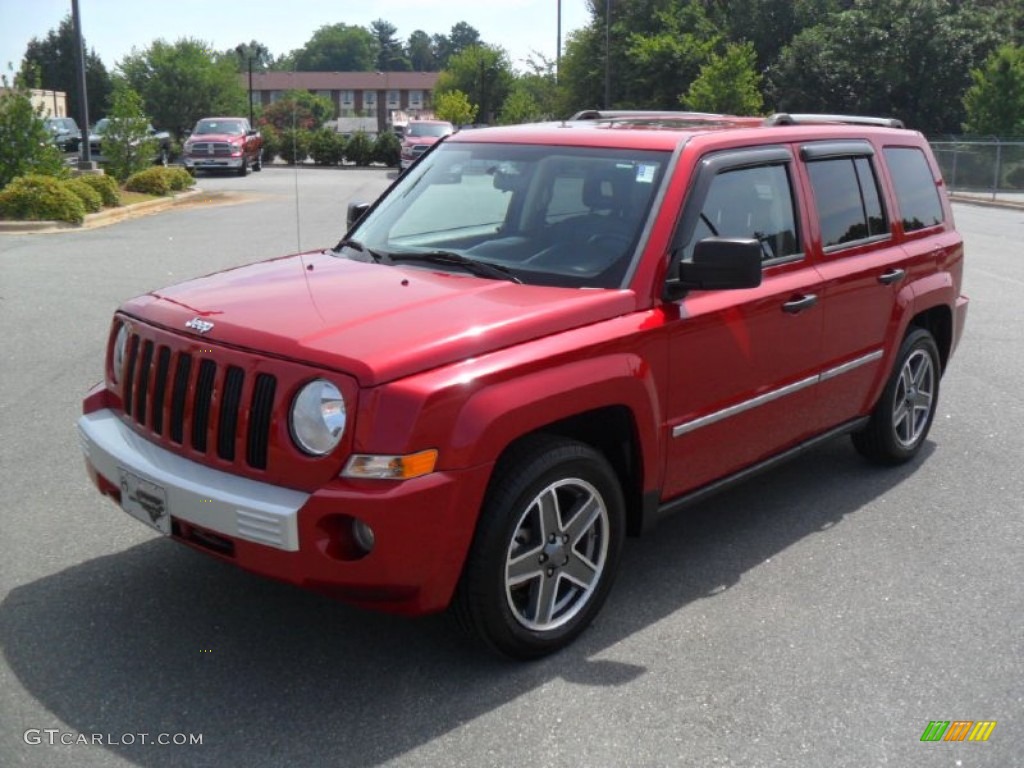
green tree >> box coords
[431,23,482,69]
[371,20,410,71]
[436,45,514,124]
[119,39,246,138]
[294,24,375,71]
[0,81,65,189]
[229,41,273,72]
[682,42,764,114]
[257,90,334,131]
[434,90,477,126]
[18,14,112,126]
[500,55,561,124]
[770,0,1005,133]
[407,30,438,71]
[101,81,157,182]
[963,44,1024,135]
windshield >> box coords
[407,122,453,138]
[194,120,245,135]
[346,141,670,289]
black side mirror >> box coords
[664,237,763,299]
[347,202,370,229]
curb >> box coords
[949,194,1024,211]
[0,188,203,234]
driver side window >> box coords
[685,164,801,263]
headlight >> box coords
[290,379,346,455]
[111,322,130,386]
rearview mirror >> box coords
[347,202,370,229]
[664,238,763,299]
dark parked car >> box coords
[88,118,172,166]
[43,117,81,153]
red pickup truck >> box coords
[182,116,263,175]
[79,112,966,658]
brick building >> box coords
[245,71,441,131]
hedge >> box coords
[0,175,86,224]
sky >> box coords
[0,0,592,77]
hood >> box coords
[188,133,246,143]
[121,251,637,387]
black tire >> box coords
[236,158,249,177]
[157,148,169,167]
[453,436,625,659]
[253,149,262,172]
[852,328,941,464]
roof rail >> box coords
[570,109,728,121]
[766,113,905,129]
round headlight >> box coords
[111,323,130,386]
[290,379,346,456]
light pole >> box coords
[236,45,254,125]
[71,0,94,168]
[604,0,611,109]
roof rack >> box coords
[570,109,729,121]
[765,113,905,129]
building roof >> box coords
[247,71,441,91]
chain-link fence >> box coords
[929,137,1024,203]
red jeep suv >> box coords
[79,112,967,658]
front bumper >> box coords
[183,155,244,170]
[78,407,492,614]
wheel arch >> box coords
[908,304,953,373]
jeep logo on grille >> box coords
[185,317,215,334]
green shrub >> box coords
[344,130,373,166]
[309,128,346,165]
[372,131,401,167]
[1006,164,1024,190]
[259,125,279,164]
[77,173,122,206]
[0,174,86,224]
[125,167,172,195]
[0,88,68,187]
[64,178,104,213]
[278,128,310,164]
[165,167,196,191]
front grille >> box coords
[190,141,232,157]
[121,331,275,471]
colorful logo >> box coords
[920,721,997,742]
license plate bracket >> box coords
[118,468,171,534]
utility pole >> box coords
[604,0,611,109]
[71,0,95,168]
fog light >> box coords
[352,519,375,553]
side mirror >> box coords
[347,201,370,229]
[664,237,763,299]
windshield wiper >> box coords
[334,238,390,264]
[387,250,521,283]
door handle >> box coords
[782,294,818,313]
[878,268,906,285]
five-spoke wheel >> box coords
[853,327,940,464]
[454,436,624,659]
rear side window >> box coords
[883,147,944,231]
[806,156,888,249]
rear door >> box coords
[662,147,824,498]
[797,141,911,429]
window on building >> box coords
[387,90,400,108]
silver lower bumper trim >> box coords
[77,409,307,551]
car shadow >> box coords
[0,438,932,766]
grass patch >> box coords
[119,190,161,205]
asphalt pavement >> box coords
[0,169,1021,767]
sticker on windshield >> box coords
[636,164,657,184]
